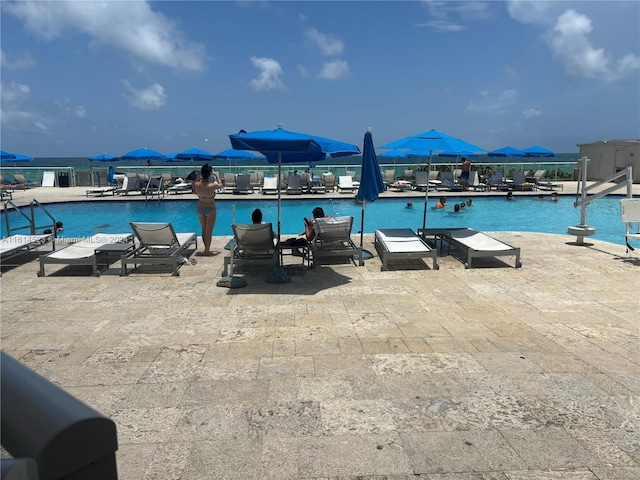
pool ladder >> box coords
[3,199,57,237]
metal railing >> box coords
[3,199,57,236]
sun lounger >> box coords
[85,186,117,197]
[121,222,197,276]
[286,174,303,195]
[337,175,356,193]
[374,228,438,271]
[115,174,141,195]
[38,233,133,277]
[261,176,278,195]
[413,171,430,192]
[223,223,279,276]
[166,180,193,194]
[1,234,55,263]
[446,228,522,269]
[309,216,363,269]
[621,198,640,252]
[233,174,252,194]
[511,170,535,191]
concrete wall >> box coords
[577,140,640,183]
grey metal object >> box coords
[0,352,118,480]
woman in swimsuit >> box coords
[193,164,221,256]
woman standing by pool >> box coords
[193,164,221,256]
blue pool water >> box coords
[2,196,631,246]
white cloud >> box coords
[121,81,166,111]
[0,81,49,132]
[506,0,558,25]
[466,89,518,114]
[419,0,491,31]
[416,20,467,33]
[504,66,519,81]
[318,60,350,80]
[546,9,640,81]
[522,108,542,118]
[507,4,640,82]
[249,57,285,92]
[53,97,87,119]
[304,28,344,56]
[1,49,36,69]
[2,1,205,71]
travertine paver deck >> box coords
[1,184,639,479]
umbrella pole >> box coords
[277,152,282,241]
[360,199,366,248]
[265,151,292,284]
[422,152,432,229]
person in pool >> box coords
[435,197,447,209]
[193,164,222,256]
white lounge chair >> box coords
[261,176,278,195]
[38,233,133,277]
[1,234,55,264]
[337,175,356,193]
[309,216,363,269]
[621,198,640,252]
[223,223,279,276]
[374,229,438,271]
[115,174,140,195]
[85,186,117,197]
[121,222,197,276]
[446,228,522,269]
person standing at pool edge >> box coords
[193,164,221,256]
[461,157,471,189]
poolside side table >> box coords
[95,242,136,274]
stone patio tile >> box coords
[179,438,263,480]
[297,433,413,478]
[402,430,526,474]
[500,428,600,469]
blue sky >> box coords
[1,0,639,157]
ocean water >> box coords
[3,153,579,184]
[2,195,629,246]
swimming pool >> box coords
[2,196,631,246]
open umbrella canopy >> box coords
[380,128,486,154]
[177,147,215,161]
[89,153,119,162]
[487,146,527,158]
[522,145,557,157]
[0,152,34,163]
[438,150,478,158]
[229,127,360,163]
[378,149,409,159]
[1,151,16,161]
[120,148,166,161]
[212,148,266,161]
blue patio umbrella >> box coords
[487,146,527,158]
[89,153,119,162]
[1,151,16,161]
[120,148,166,162]
[380,128,487,154]
[522,145,557,157]
[356,129,385,259]
[229,125,360,283]
[212,148,266,161]
[438,150,478,158]
[177,147,215,161]
[1,151,34,173]
[0,152,34,163]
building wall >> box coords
[577,140,640,183]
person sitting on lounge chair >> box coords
[252,208,263,224]
[302,206,332,241]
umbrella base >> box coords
[266,266,292,284]
[352,249,375,261]
[216,275,247,288]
